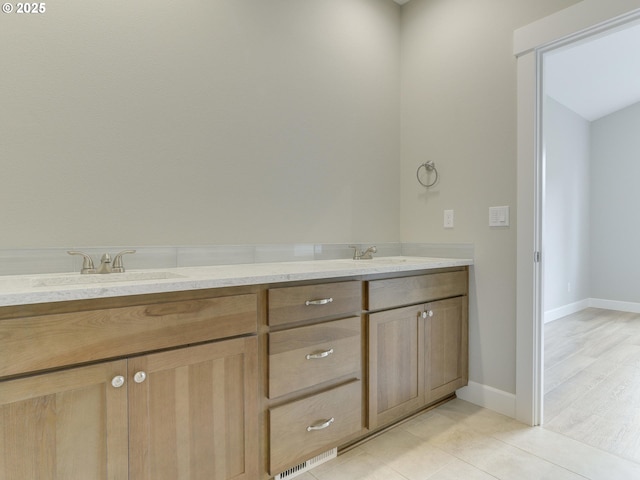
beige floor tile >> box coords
[301,309,640,480]
[447,437,585,480]
[305,449,366,478]
[359,427,455,480]
[290,473,319,480]
[427,398,523,436]
[495,424,640,480]
[310,451,409,480]
[423,458,498,479]
[402,411,485,453]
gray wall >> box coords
[1,0,400,248]
[1,0,582,397]
[543,97,591,312]
[399,0,579,394]
[543,98,640,310]
[590,101,640,303]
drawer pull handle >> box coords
[306,348,334,360]
[306,417,335,432]
[305,298,333,306]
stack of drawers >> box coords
[267,281,364,476]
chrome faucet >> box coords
[96,253,112,274]
[68,250,136,274]
[349,245,377,260]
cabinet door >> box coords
[425,296,468,403]
[368,306,424,429]
[128,337,258,480]
[0,360,128,480]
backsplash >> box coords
[0,243,474,277]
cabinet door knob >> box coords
[306,417,335,432]
[134,371,147,384]
[111,375,125,388]
[421,310,434,319]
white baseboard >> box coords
[589,298,640,314]
[544,299,590,323]
[456,381,516,418]
[545,298,640,322]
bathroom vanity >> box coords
[0,257,470,480]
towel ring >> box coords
[417,161,438,187]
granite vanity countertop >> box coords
[0,256,473,307]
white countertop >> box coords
[0,256,472,307]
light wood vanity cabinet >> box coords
[128,337,258,480]
[424,295,468,403]
[266,281,364,477]
[0,291,259,480]
[367,269,468,429]
[0,263,469,480]
[0,359,129,479]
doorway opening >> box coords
[540,21,640,463]
[515,2,640,430]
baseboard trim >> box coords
[544,299,590,323]
[455,381,516,418]
[544,298,640,322]
[589,298,640,314]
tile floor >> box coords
[295,307,640,480]
[296,398,640,480]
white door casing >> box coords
[515,0,640,426]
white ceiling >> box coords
[545,22,640,121]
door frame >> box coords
[514,0,640,425]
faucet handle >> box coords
[67,251,96,274]
[112,250,136,273]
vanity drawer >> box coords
[0,293,257,378]
[269,380,362,475]
[268,281,362,326]
[268,316,361,398]
[367,270,467,311]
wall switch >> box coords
[489,206,510,227]
[444,209,454,228]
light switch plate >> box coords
[444,210,454,228]
[489,206,510,227]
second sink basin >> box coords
[338,257,411,265]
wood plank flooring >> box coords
[544,307,640,464]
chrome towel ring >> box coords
[416,161,439,187]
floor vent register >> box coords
[274,448,337,480]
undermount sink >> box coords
[365,257,410,264]
[31,271,187,287]
[338,257,411,265]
